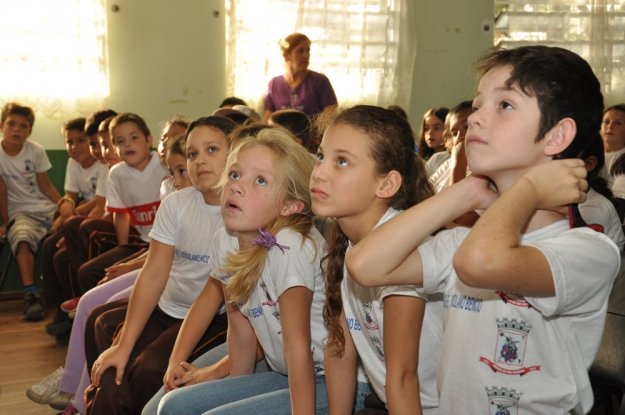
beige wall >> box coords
[30,0,493,149]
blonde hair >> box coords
[215,129,317,303]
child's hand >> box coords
[59,202,76,221]
[163,361,189,392]
[51,216,64,233]
[105,263,132,280]
[461,174,499,211]
[91,345,129,387]
[519,159,588,213]
[56,236,65,248]
[174,362,223,388]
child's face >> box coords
[186,125,229,203]
[466,66,545,181]
[310,124,382,220]
[158,123,187,166]
[64,129,94,167]
[112,121,153,171]
[166,152,192,191]
[600,109,625,150]
[1,114,32,147]
[88,133,106,164]
[449,109,471,146]
[222,145,283,236]
[99,131,122,168]
[424,115,445,151]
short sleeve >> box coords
[95,165,108,198]
[105,166,127,212]
[208,228,232,284]
[317,74,338,108]
[148,192,178,246]
[271,230,320,298]
[264,78,277,112]
[33,143,52,173]
[377,285,427,308]
[418,228,469,294]
[526,228,620,316]
[64,160,80,193]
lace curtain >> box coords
[225,0,417,112]
[495,0,625,104]
[0,0,108,119]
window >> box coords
[0,0,108,118]
[495,0,625,103]
[225,0,416,112]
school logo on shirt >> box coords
[486,387,523,415]
[479,318,541,376]
[24,160,32,172]
[370,335,385,362]
[360,301,378,330]
[90,176,97,192]
[260,282,278,307]
[496,291,531,308]
[129,201,161,226]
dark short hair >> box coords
[476,46,603,160]
[386,105,408,120]
[109,113,151,140]
[98,116,116,134]
[268,110,311,146]
[605,104,625,115]
[449,101,473,117]
[187,116,238,146]
[62,118,87,134]
[220,97,247,108]
[1,102,35,127]
[167,134,187,158]
[85,110,118,136]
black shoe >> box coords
[45,309,73,336]
[22,292,45,321]
[55,330,71,345]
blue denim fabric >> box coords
[354,381,374,413]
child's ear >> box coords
[147,135,154,148]
[543,118,576,157]
[584,156,598,173]
[280,199,305,216]
[376,170,402,200]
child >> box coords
[345,46,621,413]
[0,102,63,321]
[84,117,235,415]
[158,129,330,414]
[600,103,625,182]
[268,109,311,147]
[85,110,118,166]
[310,105,442,414]
[417,107,449,162]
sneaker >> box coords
[23,291,45,321]
[60,297,81,313]
[62,404,82,415]
[68,309,76,320]
[26,366,64,404]
[49,391,75,410]
[45,309,73,336]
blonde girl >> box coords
[159,129,331,415]
[310,105,442,414]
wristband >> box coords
[57,196,75,211]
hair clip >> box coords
[253,228,290,253]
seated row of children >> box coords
[12,44,622,415]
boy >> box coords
[75,113,168,294]
[0,102,63,321]
[346,46,621,413]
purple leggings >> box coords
[58,270,139,414]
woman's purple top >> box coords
[264,70,337,116]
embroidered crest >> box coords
[370,335,385,361]
[24,160,32,172]
[486,387,523,415]
[260,282,278,307]
[479,318,541,376]
[361,301,378,330]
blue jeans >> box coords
[158,371,329,415]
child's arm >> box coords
[37,171,63,207]
[113,212,131,245]
[75,199,96,216]
[0,176,8,236]
[57,190,79,220]
[347,177,496,287]
[87,195,106,218]
[384,295,425,415]
[163,277,225,391]
[324,310,358,415]
[102,248,148,282]
[280,286,316,415]
[453,159,588,296]
[91,240,174,387]
[223,285,258,376]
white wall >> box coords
[31,0,493,149]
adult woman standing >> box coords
[263,33,337,121]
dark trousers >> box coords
[84,302,228,415]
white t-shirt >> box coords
[418,221,620,414]
[579,188,624,250]
[426,152,450,177]
[94,163,109,199]
[602,147,625,183]
[106,152,169,242]
[160,176,175,200]
[341,208,442,414]
[149,187,226,320]
[210,226,328,376]
[0,140,55,214]
[429,159,470,194]
[64,158,103,202]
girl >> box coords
[310,105,442,415]
[158,129,330,415]
[417,107,449,162]
[601,104,625,182]
[85,116,237,415]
